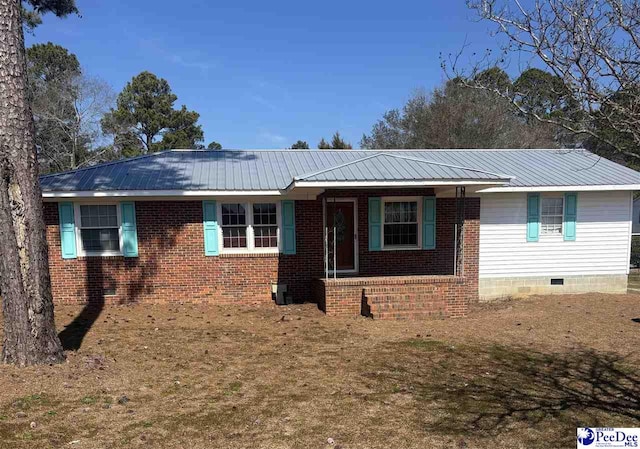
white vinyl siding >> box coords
[479,191,633,277]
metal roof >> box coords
[39,148,640,193]
[293,153,510,183]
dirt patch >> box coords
[0,293,639,448]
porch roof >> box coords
[287,153,511,189]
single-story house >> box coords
[40,149,640,319]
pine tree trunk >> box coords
[0,0,65,366]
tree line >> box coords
[23,0,640,175]
[29,43,222,174]
[33,41,588,177]
[33,39,635,174]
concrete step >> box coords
[371,310,447,320]
[365,293,440,302]
[369,303,447,313]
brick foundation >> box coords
[44,191,480,313]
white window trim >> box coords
[380,196,422,250]
[540,195,564,237]
[74,202,124,257]
[217,201,282,254]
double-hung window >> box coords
[221,203,248,248]
[382,199,420,249]
[77,204,121,255]
[253,203,278,248]
[540,197,563,235]
[220,202,279,252]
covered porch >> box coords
[306,186,481,318]
[284,152,506,318]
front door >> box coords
[326,200,357,272]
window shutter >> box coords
[121,202,139,257]
[527,193,540,242]
[203,200,219,256]
[368,197,382,251]
[58,202,77,259]
[564,192,577,241]
[422,196,436,249]
[281,200,296,255]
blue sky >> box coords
[26,0,506,149]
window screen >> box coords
[79,205,120,252]
[383,201,418,247]
[541,197,563,235]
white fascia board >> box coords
[42,189,284,198]
[478,184,640,193]
[288,180,510,190]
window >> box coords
[221,203,247,248]
[541,197,563,235]
[253,203,278,248]
[220,202,279,252]
[383,200,419,248]
[78,204,120,253]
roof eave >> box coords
[41,189,285,198]
[478,184,640,193]
[287,179,512,191]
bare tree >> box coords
[361,82,557,149]
[445,0,640,160]
[34,74,114,172]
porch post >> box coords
[455,186,466,276]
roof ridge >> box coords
[39,149,175,179]
[193,148,587,152]
[293,153,384,181]
[378,152,514,178]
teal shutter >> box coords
[281,200,296,255]
[203,200,219,256]
[422,196,436,249]
[564,192,577,241]
[121,202,139,257]
[368,197,382,251]
[58,202,77,259]
[527,193,540,242]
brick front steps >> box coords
[313,275,472,319]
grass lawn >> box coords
[0,293,639,448]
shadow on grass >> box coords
[374,341,640,446]
[58,258,107,351]
[58,207,180,351]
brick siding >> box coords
[44,190,480,314]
